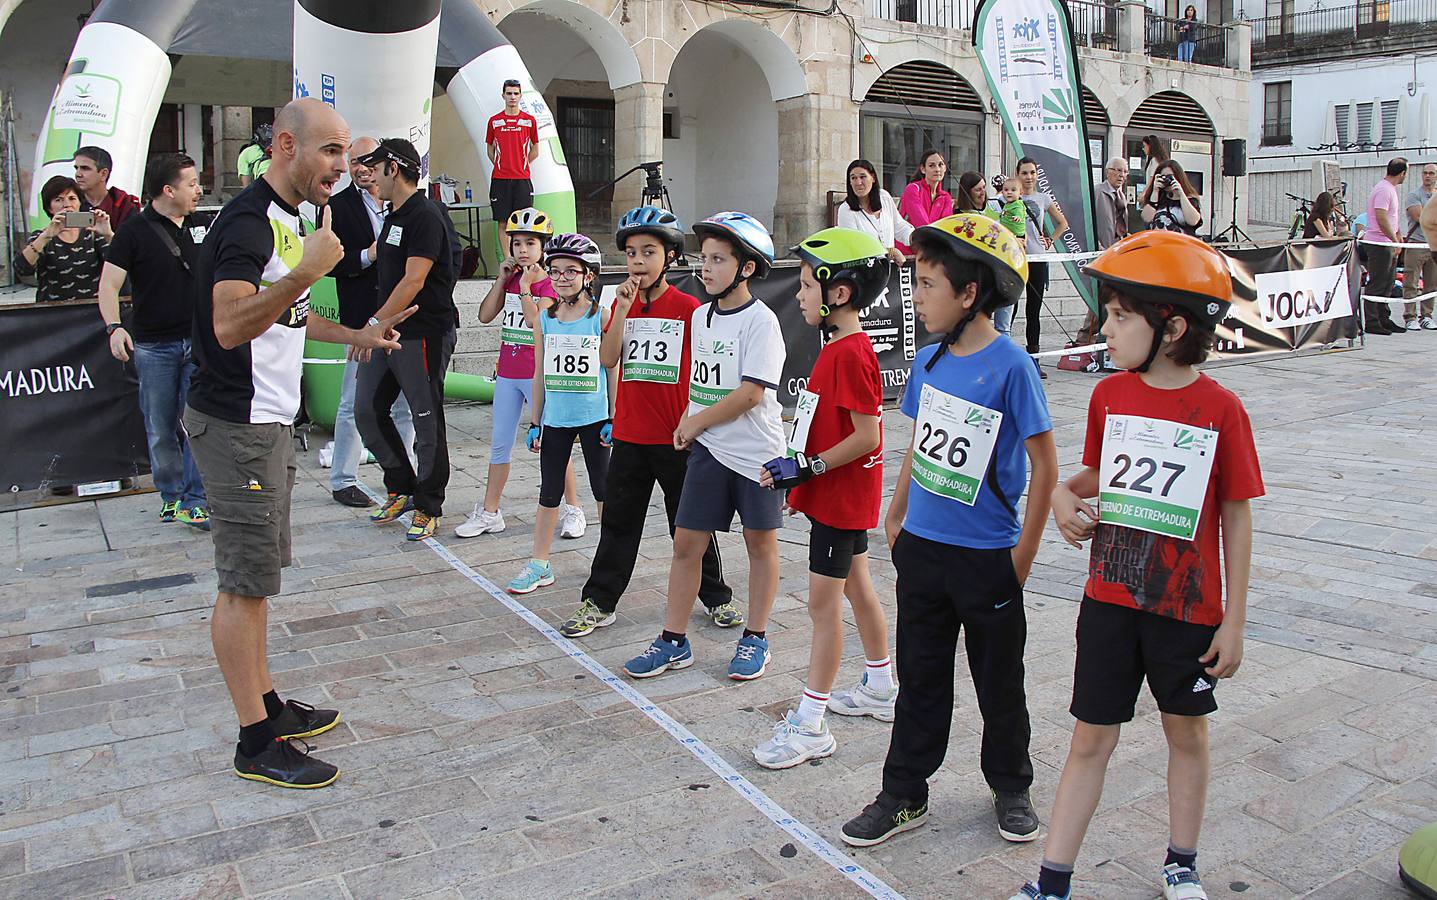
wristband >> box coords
[366,316,381,328]
[105,323,123,336]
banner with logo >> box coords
[0,302,149,491]
[973,0,1100,315]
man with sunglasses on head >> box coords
[352,138,458,542]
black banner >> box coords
[0,301,149,491]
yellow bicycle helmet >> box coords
[505,207,554,238]
[911,213,1028,307]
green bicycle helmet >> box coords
[790,227,892,316]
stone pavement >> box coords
[3,335,1436,900]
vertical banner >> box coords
[973,0,1100,315]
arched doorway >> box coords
[860,61,986,203]
[665,22,803,236]
[1083,87,1111,187]
[1126,90,1216,213]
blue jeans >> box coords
[331,358,414,491]
[1177,40,1195,62]
[133,339,205,507]
[992,305,1014,335]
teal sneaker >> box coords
[506,560,555,595]
[159,500,179,523]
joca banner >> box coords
[973,0,1100,315]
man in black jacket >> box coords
[326,136,413,507]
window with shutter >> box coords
[1380,100,1399,148]
[1356,102,1374,145]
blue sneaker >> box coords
[623,636,693,678]
[728,634,769,681]
[506,559,555,595]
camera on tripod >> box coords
[589,160,673,210]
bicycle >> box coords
[1287,191,1351,240]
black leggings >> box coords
[1023,261,1049,353]
[538,422,609,509]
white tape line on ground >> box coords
[357,484,903,900]
[1031,341,1107,360]
[1361,291,1437,304]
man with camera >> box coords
[98,153,211,530]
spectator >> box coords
[326,136,415,507]
[1141,134,1169,185]
[954,171,990,213]
[1302,192,1340,239]
[1402,162,1437,330]
[238,123,273,187]
[487,78,540,258]
[98,152,210,530]
[1095,158,1129,249]
[1363,157,1408,336]
[1140,159,1203,235]
[13,175,112,302]
[836,158,911,265]
[73,146,140,229]
[1176,6,1198,63]
[1017,156,1070,370]
[897,149,951,254]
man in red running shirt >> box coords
[486,79,541,257]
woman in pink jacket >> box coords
[896,149,951,254]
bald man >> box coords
[185,98,416,789]
[327,136,415,507]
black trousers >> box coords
[882,530,1034,801]
[538,421,608,509]
[1364,244,1400,328]
[581,439,731,614]
[1023,261,1049,353]
[355,330,454,516]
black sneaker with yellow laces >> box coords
[234,738,339,789]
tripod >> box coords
[1213,174,1253,246]
[589,161,673,210]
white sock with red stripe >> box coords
[865,657,894,693]
[796,688,829,728]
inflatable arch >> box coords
[27,0,576,425]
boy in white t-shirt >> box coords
[623,212,787,682]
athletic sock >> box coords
[1165,844,1198,871]
[1038,861,1074,898]
[238,719,276,758]
[796,689,829,728]
[660,630,686,646]
[262,690,285,720]
[864,657,894,693]
[742,629,766,641]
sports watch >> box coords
[809,455,827,476]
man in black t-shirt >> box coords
[353,138,457,541]
[99,152,210,529]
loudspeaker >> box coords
[1222,138,1247,177]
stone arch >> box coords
[693,18,808,102]
[497,0,642,90]
[1127,89,1215,135]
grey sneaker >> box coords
[708,601,745,628]
[559,599,615,638]
[829,673,898,722]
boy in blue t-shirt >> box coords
[840,214,1058,849]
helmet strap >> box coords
[925,304,981,371]
[1130,307,1174,374]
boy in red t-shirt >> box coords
[1011,231,1264,900]
[558,207,737,637]
[753,228,894,768]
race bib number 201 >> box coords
[1098,415,1218,541]
[689,336,740,406]
[910,384,1002,506]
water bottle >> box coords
[464,181,473,203]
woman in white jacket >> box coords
[836,159,912,265]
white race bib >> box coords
[543,333,601,393]
[1098,415,1217,541]
[385,225,403,246]
[501,293,533,347]
[622,318,683,384]
[788,389,819,457]
[189,225,208,244]
[910,384,1003,506]
[689,334,740,406]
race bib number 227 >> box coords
[1098,415,1217,541]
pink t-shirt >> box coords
[1366,179,1400,244]
[898,180,954,253]
[495,271,558,380]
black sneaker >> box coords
[332,486,375,508]
[271,699,341,740]
[839,791,929,847]
[993,788,1040,842]
[234,738,339,789]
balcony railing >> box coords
[1248,0,1436,52]
[1145,13,1227,66]
[1068,0,1120,50]
[869,0,976,30]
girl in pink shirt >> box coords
[897,149,952,253]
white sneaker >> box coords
[1421,316,1437,330]
[454,506,505,538]
[1406,320,1422,331]
[559,504,586,539]
[1161,864,1207,900]
[752,710,836,770]
[829,674,899,722]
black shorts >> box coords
[1070,596,1219,725]
[808,518,869,579]
[490,178,534,232]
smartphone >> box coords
[63,211,94,228]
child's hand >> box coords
[884,510,903,550]
[1009,546,1035,585]
[498,257,517,280]
[527,424,541,452]
[614,275,641,313]
[1052,484,1097,548]
[673,413,703,450]
[1200,620,1244,678]
[519,262,544,290]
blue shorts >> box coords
[489,375,532,465]
[675,443,783,532]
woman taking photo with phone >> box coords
[1140,160,1203,236]
[14,175,113,303]
[837,159,912,265]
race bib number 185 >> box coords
[543,334,601,393]
[1098,415,1217,541]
